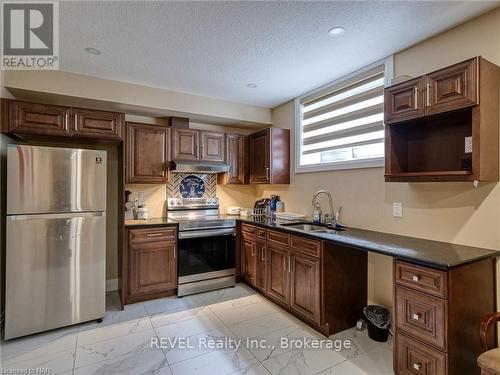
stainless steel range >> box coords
[168,197,236,297]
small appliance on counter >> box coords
[226,206,241,215]
[124,190,134,220]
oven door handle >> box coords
[178,228,236,239]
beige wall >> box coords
[259,7,500,309]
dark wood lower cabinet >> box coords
[289,252,321,324]
[255,240,267,291]
[240,225,366,336]
[242,236,257,285]
[266,243,289,305]
[124,226,177,304]
[394,259,496,375]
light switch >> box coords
[465,136,473,153]
[393,202,403,218]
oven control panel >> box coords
[168,197,219,210]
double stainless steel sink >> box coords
[280,222,345,234]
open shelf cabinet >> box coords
[384,57,499,183]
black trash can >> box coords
[363,305,390,342]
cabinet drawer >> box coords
[395,286,447,350]
[256,228,266,239]
[291,235,321,257]
[267,230,290,246]
[241,224,256,235]
[396,333,447,375]
[129,227,177,243]
[395,261,448,298]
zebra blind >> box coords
[298,64,385,169]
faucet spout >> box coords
[311,190,335,227]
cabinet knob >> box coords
[412,275,420,282]
[412,313,422,321]
[412,362,422,371]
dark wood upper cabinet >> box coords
[172,128,199,161]
[249,128,290,184]
[2,99,126,141]
[8,100,71,136]
[426,58,478,116]
[384,77,425,125]
[385,58,479,125]
[126,122,170,184]
[72,107,124,140]
[200,131,225,162]
[218,134,248,185]
[385,57,499,182]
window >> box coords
[295,57,393,172]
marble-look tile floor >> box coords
[1,284,393,375]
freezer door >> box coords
[7,145,106,214]
[5,212,106,339]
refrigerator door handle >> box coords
[8,212,106,220]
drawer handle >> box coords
[147,233,164,237]
[413,362,422,371]
[412,313,422,321]
[412,275,420,282]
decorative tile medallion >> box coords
[167,172,217,198]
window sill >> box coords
[295,157,384,173]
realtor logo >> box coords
[2,1,59,69]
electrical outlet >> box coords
[393,202,403,218]
[465,136,473,154]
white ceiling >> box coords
[60,1,499,108]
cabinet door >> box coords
[384,78,426,125]
[255,240,267,292]
[128,241,177,297]
[173,128,199,161]
[289,252,321,324]
[266,244,288,305]
[72,108,124,140]
[250,129,271,184]
[426,58,478,116]
[242,237,257,286]
[223,134,248,184]
[201,131,225,162]
[9,101,71,136]
[126,122,170,183]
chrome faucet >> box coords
[311,190,336,228]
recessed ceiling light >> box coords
[85,47,102,55]
[328,26,345,37]
[246,83,258,89]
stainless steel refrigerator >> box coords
[5,145,106,339]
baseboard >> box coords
[106,278,119,292]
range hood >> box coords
[171,160,231,173]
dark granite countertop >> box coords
[123,215,499,270]
[124,217,178,227]
[236,216,500,270]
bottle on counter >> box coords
[276,199,284,213]
[313,203,322,224]
[137,204,148,220]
